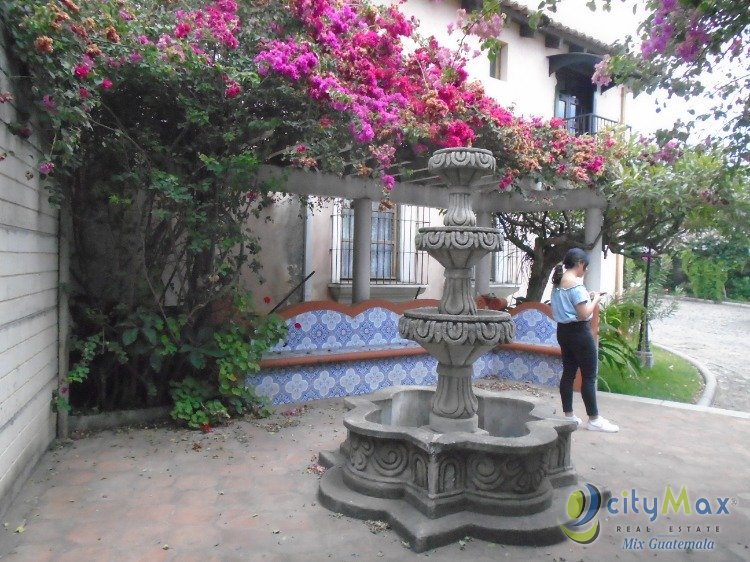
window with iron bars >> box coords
[330,200,430,285]
[488,216,528,287]
[490,239,527,285]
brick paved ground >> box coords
[1,391,748,562]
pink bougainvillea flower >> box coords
[39,161,55,175]
[263,296,272,304]
[100,78,113,90]
[119,9,134,21]
[73,63,91,79]
[42,95,57,111]
[498,173,513,190]
[78,86,90,99]
[225,81,241,98]
[60,0,80,13]
[294,322,302,329]
[175,22,192,39]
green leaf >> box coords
[189,350,207,369]
[143,327,158,345]
[122,328,139,346]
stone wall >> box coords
[0,26,60,518]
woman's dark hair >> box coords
[551,248,590,286]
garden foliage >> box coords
[2,0,633,423]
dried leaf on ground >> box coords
[365,520,390,534]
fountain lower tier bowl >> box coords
[318,386,583,552]
[416,227,502,269]
[398,308,515,366]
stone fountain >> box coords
[318,148,581,552]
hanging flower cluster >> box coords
[7,0,623,194]
[253,0,621,191]
[640,0,714,63]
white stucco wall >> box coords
[0,31,59,518]
[242,195,308,314]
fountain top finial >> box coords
[427,147,496,188]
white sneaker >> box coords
[565,415,583,428]
[587,417,619,433]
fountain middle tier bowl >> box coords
[416,227,502,269]
[399,308,515,366]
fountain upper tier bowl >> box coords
[427,147,496,187]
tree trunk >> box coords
[525,239,571,302]
[526,240,552,301]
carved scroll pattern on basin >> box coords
[506,453,547,494]
[349,434,374,471]
[411,451,429,490]
[438,455,465,493]
[468,453,548,494]
[415,230,501,252]
[428,149,496,174]
[468,454,511,492]
[546,433,572,474]
[398,316,516,347]
[372,442,410,477]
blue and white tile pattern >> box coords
[251,305,563,405]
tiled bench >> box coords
[249,300,569,405]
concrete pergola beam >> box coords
[256,165,607,301]
[257,165,608,213]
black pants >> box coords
[556,320,598,417]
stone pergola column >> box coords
[584,206,603,292]
[474,210,492,297]
[352,197,372,303]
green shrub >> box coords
[680,249,728,301]
[598,302,643,381]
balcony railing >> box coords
[564,113,630,136]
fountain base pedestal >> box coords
[319,459,583,552]
[318,386,598,552]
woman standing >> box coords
[551,248,619,432]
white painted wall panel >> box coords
[0,251,57,277]
[0,380,57,514]
[0,226,57,253]
[0,270,58,302]
[0,30,60,520]
[0,307,56,355]
[0,342,57,430]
